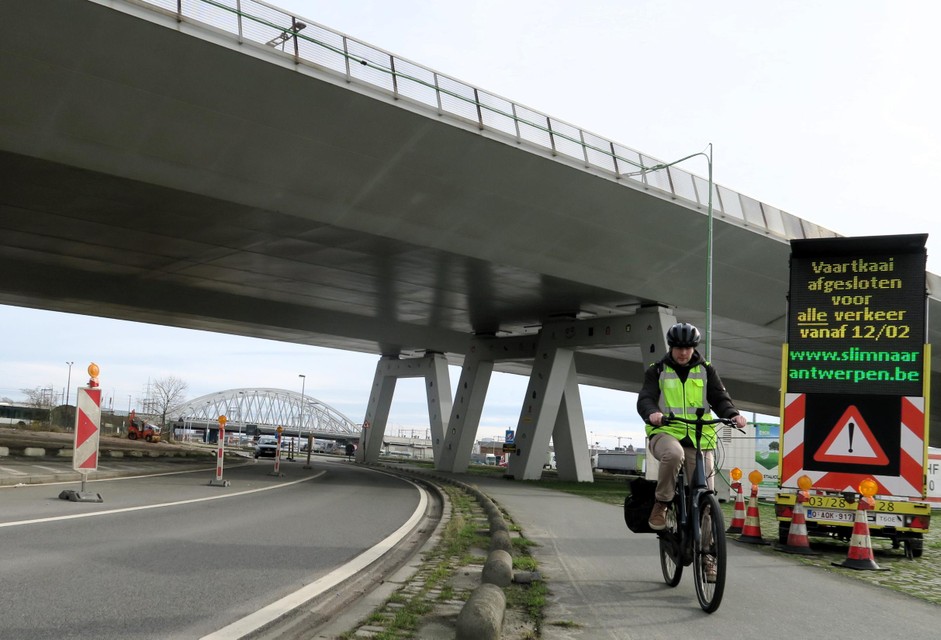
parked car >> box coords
[254,436,279,459]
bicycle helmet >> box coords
[666,322,701,348]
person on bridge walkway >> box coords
[636,322,747,534]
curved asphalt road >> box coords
[0,459,424,640]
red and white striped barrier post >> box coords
[60,363,104,503]
[209,415,230,487]
[269,426,285,477]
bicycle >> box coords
[653,409,740,613]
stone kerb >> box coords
[455,583,506,640]
[378,465,515,639]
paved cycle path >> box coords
[469,475,938,639]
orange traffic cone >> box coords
[726,481,745,534]
[774,491,819,555]
[736,482,769,545]
[832,497,888,571]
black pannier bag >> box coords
[623,477,658,534]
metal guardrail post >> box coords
[580,131,589,168]
[474,88,483,129]
[547,117,556,155]
[434,73,443,114]
[292,19,300,61]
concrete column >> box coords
[424,353,452,460]
[357,356,399,463]
[507,341,574,480]
[438,335,536,473]
[438,355,494,472]
[357,353,453,464]
[552,361,592,482]
[504,307,676,482]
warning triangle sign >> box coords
[813,405,889,465]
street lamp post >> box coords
[631,144,715,359]
[237,391,244,445]
[296,374,306,462]
[65,361,74,406]
[65,362,75,428]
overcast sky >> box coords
[2,0,939,447]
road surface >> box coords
[0,458,427,639]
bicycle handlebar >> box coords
[660,413,734,427]
[657,411,746,434]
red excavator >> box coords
[127,411,162,442]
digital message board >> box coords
[780,234,929,496]
[786,234,927,396]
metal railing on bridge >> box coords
[138,0,836,242]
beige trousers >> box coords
[648,432,715,503]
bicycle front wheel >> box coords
[693,493,726,613]
[658,503,682,587]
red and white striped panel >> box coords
[216,428,225,480]
[73,387,101,472]
[781,393,925,497]
[780,393,806,488]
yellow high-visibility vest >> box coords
[645,363,718,449]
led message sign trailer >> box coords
[787,234,927,396]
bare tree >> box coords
[149,376,189,442]
[20,386,56,408]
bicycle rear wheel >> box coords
[693,493,726,613]
[658,503,682,587]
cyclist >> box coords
[636,322,747,539]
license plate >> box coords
[805,509,904,527]
[806,508,855,523]
[872,512,904,527]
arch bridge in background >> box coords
[171,388,361,439]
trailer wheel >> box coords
[128,432,137,440]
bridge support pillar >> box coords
[357,353,452,464]
[438,335,538,473]
[507,339,591,481]
[436,356,493,473]
[506,308,676,481]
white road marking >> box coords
[200,479,428,640]
[0,466,28,476]
[30,465,63,473]
[0,462,244,489]
[3,459,423,638]
[0,471,325,528]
